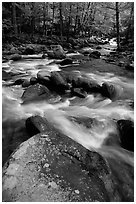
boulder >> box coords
[50,71,69,93]
[101,82,122,101]
[125,63,134,71]
[14,78,25,85]
[96,46,102,50]
[26,116,47,136]
[47,50,55,59]
[37,70,51,87]
[50,45,66,59]
[9,54,22,61]
[71,88,87,98]
[22,79,31,88]
[72,76,101,93]
[23,47,35,55]
[89,51,101,59]
[59,58,73,66]
[21,83,51,103]
[2,116,134,201]
[117,119,134,151]
[30,77,38,85]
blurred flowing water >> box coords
[2,57,134,167]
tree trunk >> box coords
[125,2,134,42]
[51,2,55,36]
[59,2,63,40]
[74,3,79,33]
[43,2,46,36]
[67,3,72,41]
[31,2,35,38]
[12,3,18,37]
[116,2,120,50]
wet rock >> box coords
[37,70,51,87]
[72,77,101,93]
[3,117,134,201]
[50,71,69,93]
[89,51,101,59]
[48,45,66,59]
[59,58,73,66]
[117,119,134,152]
[14,78,25,85]
[47,50,55,59]
[96,46,102,50]
[23,47,35,55]
[30,77,38,85]
[101,82,120,101]
[9,54,22,61]
[21,83,51,103]
[26,116,48,136]
[71,88,87,98]
[22,79,31,88]
[2,71,14,81]
[125,63,134,71]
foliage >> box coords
[2,2,134,42]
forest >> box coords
[2,2,134,202]
[2,2,134,47]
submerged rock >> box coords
[117,119,134,152]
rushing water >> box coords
[2,56,134,167]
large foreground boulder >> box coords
[2,116,133,201]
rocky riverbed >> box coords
[2,44,134,202]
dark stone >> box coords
[23,115,134,202]
[59,58,73,66]
[22,79,31,88]
[117,119,134,151]
[26,115,47,136]
[101,82,116,100]
[71,88,87,98]
[89,51,101,59]
[96,46,102,50]
[23,47,35,55]
[21,83,51,103]
[2,71,14,81]
[50,71,69,93]
[47,50,55,58]
[30,77,38,85]
[14,78,25,85]
[9,54,22,61]
[37,70,51,87]
[72,77,101,93]
[125,63,134,71]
